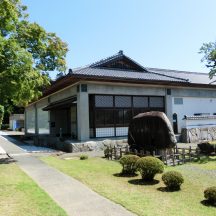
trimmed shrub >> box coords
[204,186,216,205]
[136,156,164,181]
[119,155,140,175]
[80,155,88,160]
[198,142,216,155]
[162,171,184,190]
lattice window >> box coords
[149,97,164,108]
[95,95,113,107]
[115,96,131,107]
[133,96,148,108]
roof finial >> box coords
[118,50,123,55]
[68,68,73,74]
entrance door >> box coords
[173,113,178,133]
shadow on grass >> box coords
[193,156,216,164]
[157,186,181,192]
[200,200,216,208]
[128,179,159,185]
[0,158,16,164]
[113,173,138,178]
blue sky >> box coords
[23,0,216,76]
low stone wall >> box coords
[181,127,216,143]
[63,138,129,153]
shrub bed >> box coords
[119,155,140,175]
[136,156,164,181]
[204,186,216,205]
[162,171,184,190]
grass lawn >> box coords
[41,156,216,216]
[0,163,67,216]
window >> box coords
[95,109,114,127]
[95,95,113,107]
[133,96,148,108]
[90,94,165,138]
[115,96,131,107]
[174,98,183,105]
[149,97,164,107]
[115,109,132,126]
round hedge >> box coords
[162,171,184,190]
[136,156,164,181]
[119,155,140,175]
[204,186,216,204]
[80,155,88,160]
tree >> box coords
[0,105,4,129]
[200,42,216,79]
[0,0,68,107]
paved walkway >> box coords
[0,134,135,216]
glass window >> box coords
[95,110,105,126]
[124,109,132,125]
[115,96,131,107]
[115,110,124,125]
[37,107,49,134]
[174,98,183,105]
[149,97,164,108]
[95,95,113,107]
[104,110,114,125]
[26,107,35,134]
[133,96,148,108]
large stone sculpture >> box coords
[128,111,176,154]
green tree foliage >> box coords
[200,42,216,79]
[0,105,4,129]
[0,0,68,107]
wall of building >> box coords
[172,89,216,133]
[25,105,36,134]
[87,82,166,96]
[25,85,77,137]
[49,86,77,103]
[36,98,49,134]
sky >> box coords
[22,0,216,77]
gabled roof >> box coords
[72,67,188,83]
[42,51,216,98]
[90,50,147,72]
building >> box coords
[25,51,216,141]
[9,114,25,131]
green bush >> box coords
[136,156,164,181]
[204,186,216,204]
[1,124,9,130]
[119,155,140,175]
[80,155,88,160]
[162,171,184,190]
[198,142,216,154]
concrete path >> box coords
[0,134,135,216]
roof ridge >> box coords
[146,69,189,82]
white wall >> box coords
[26,105,35,134]
[172,97,216,133]
[36,99,49,134]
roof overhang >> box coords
[42,96,77,111]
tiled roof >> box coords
[69,51,215,85]
[146,67,215,85]
[72,67,188,83]
[184,115,216,120]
